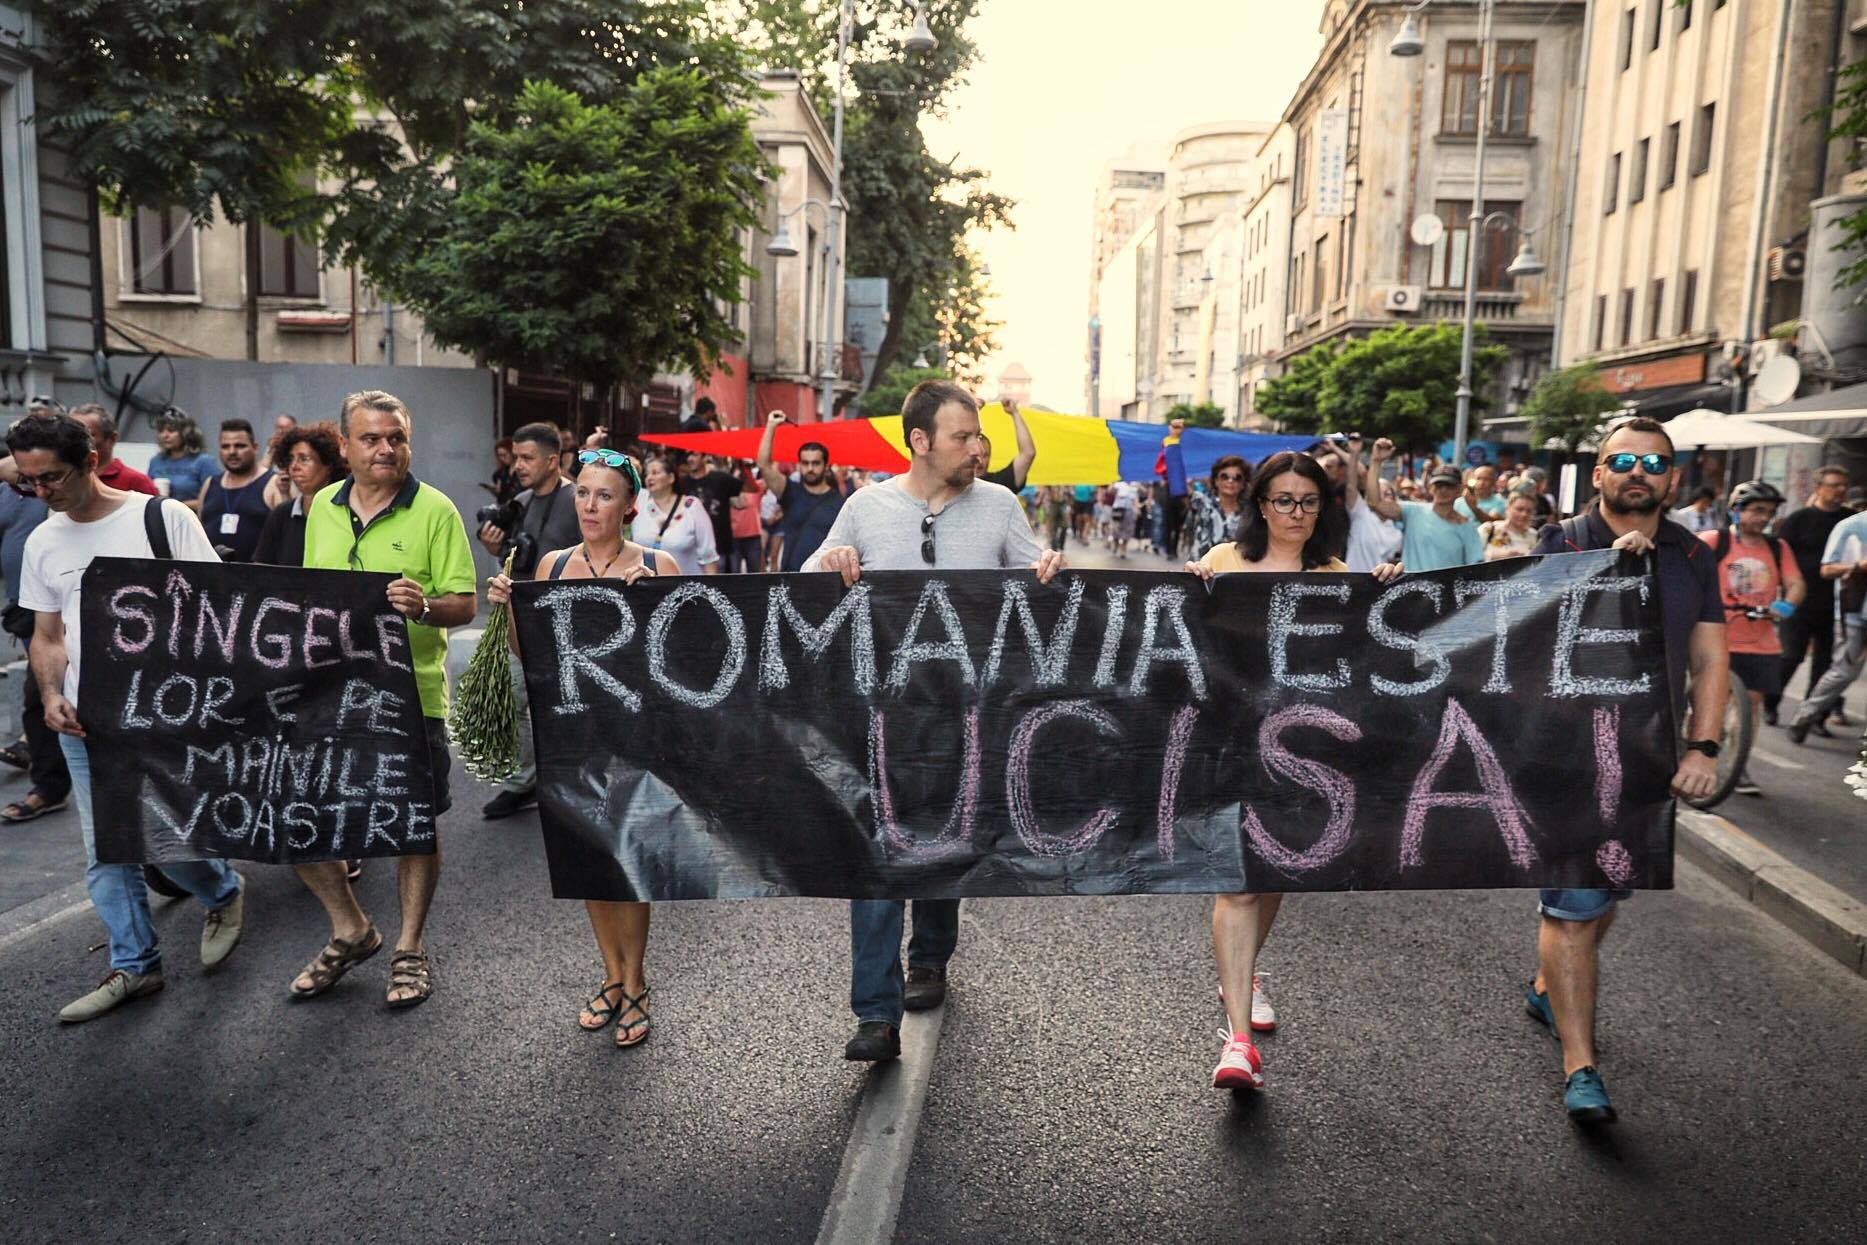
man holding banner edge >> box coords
[807,379,1065,1063]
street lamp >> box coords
[1505,232,1547,280]
[1389,6,1426,57]
[904,6,939,54]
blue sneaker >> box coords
[1524,983,1558,1037]
[1563,1066,1617,1124]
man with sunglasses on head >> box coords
[806,379,1066,1063]
[1364,461,1483,572]
[8,412,249,1022]
[1525,415,1729,1124]
[292,390,476,1010]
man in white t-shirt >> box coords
[1110,479,1140,556]
[9,413,247,1024]
[1341,436,1403,573]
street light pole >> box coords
[816,0,854,423]
[1452,0,1497,469]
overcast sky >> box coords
[921,1,1328,410]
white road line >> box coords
[1748,747,1808,772]
[816,1008,945,1245]
[0,882,93,955]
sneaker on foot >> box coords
[1811,722,1835,739]
[482,789,539,819]
[1763,706,1779,727]
[1563,1066,1617,1124]
[1524,982,1559,1036]
[903,965,947,1011]
[200,873,246,968]
[1787,719,1812,745]
[843,1020,901,1062]
[1250,973,1276,1033]
[1733,776,1763,797]
[58,968,164,1023]
[1212,1030,1265,1090]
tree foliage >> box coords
[1825,57,1867,299]
[857,364,951,419]
[1520,363,1624,454]
[739,1,1013,383]
[395,78,763,387]
[1256,323,1508,450]
[1165,401,1227,429]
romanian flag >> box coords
[641,406,1316,487]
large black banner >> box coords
[513,551,1678,902]
[80,559,438,865]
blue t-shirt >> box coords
[1821,511,1867,622]
[1397,500,1484,572]
[777,477,845,572]
[147,452,220,502]
[0,487,48,608]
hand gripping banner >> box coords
[511,551,1678,902]
[80,559,438,866]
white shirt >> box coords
[631,491,719,575]
[1345,496,1403,573]
[18,496,220,705]
[1111,482,1139,511]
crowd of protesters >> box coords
[3,382,1866,1134]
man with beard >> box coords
[756,413,843,572]
[806,380,1065,1063]
[1524,416,1728,1124]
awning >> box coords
[1631,381,1730,420]
[1747,381,1867,440]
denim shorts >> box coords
[1537,888,1633,922]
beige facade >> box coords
[1085,154,1166,415]
[1558,0,1844,422]
[1279,0,1587,424]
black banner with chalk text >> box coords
[80,559,438,865]
[512,551,1678,901]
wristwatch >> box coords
[1683,739,1720,759]
[418,596,431,625]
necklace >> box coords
[580,542,625,579]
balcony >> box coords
[1420,291,1525,320]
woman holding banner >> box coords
[1185,451,1402,1091]
[488,449,676,1048]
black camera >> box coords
[476,498,522,532]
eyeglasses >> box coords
[10,466,75,495]
[1264,494,1323,514]
[578,448,644,493]
[1603,452,1673,476]
[1216,472,1246,482]
[921,512,937,565]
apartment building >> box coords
[1227,125,1297,428]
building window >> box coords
[1430,200,1521,290]
[1293,127,1309,206]
[1648,0,1663,49]
[1679,0,1693,30]
[1690,102,1716,175]
[1443,41,1535,137]
[129,206,197,297]
[1648,277,1666,339]
[1605,153,1621,214]
[1594,294,1608,352]
[1312,238,1328,312]
[258,224,320,299]
[1619,287,1635,347]
[1680,269,1698,333]
[1619,8,1636,70]
[1659,121,1681,190]
[1630,138,1649,204]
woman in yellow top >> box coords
[1185,450,1402,1091]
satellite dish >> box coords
[1753,354,1802,407]
[1410,213,1446,247]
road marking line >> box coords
[0,881,93,955]
[1748,748,1808,772]
[816,1007,945,1245]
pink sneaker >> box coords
[1211,1030,1265,1090]
[1217,974,1277,1033]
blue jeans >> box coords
[61,736,241,975]
[849,899,961,1026]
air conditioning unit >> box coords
[1747,337,1788,376]
[1767,246,1808,282]
[1285,313,1305,335]
[1384,284,1424,313]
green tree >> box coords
[1824,57,1867,298]
[1520,363,1624,457]
[1165,402,1227,429]
[394,77,763,388]
[857,363,950,419]
[1257,323,1507,450]
[742,1,1013,382]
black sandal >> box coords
[579,981,627,1031]
[386,950,434,1009]
[289,926,383,999]
[0,792,66,823]
[615,985,651,1048]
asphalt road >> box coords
[1,535,1863,1242]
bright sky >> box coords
[922,1,1328,412]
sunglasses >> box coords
[1603,452,1673,476]
[921,513,937,565]
[1216,472,1246,482]
[579,448,644,492]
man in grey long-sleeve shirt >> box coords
[807,379,1065,1063]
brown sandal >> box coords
[387,950,434,1009]
[288,926,383,999]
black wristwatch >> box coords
[1683,739,1720,759]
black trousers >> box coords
[21,640,70,801]
[1771,606,1836,713]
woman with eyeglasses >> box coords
[487,449,676,1048]
[254,422,347,567]
[1184,451,1402,1093]
[1187,455,1251,559]
[632,456,720,575]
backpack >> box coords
[142,496,173,559]
[1709,526,1788,600]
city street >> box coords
[0,543,1863,1243]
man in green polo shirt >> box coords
[290,389,477,1009]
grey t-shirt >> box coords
[802,477,1044,573]
[512,477,582,574]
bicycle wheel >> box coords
[1686,669,1751,811]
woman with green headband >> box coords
[488,448,675,1048]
